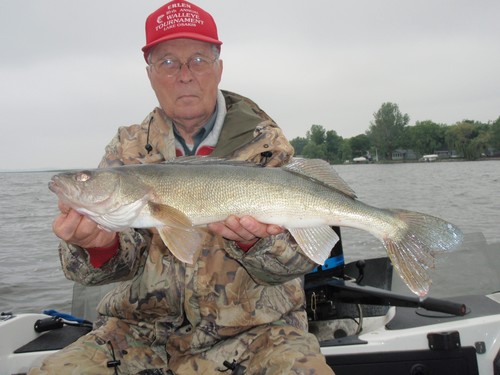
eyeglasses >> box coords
[150,55,218,77]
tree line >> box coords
[290,102,500,163]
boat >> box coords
[421,154,439,162]
[353,156,369,163]
[308,260,500,375]
[1,231,499,375]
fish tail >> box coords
[382,209,463,297]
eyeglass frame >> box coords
[149,54,219,77]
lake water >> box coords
[0,160,499,315]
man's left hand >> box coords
[208,215,284,246]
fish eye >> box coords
[75,171,91,182]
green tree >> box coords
[290,136,308,156]
[301,124,329,160]
[349,134,371,157]
[307,124,326,145]
[407,120,446,156]
[445,120,490,160]
[325,130,343,163]
[490,116,500,151]
[367,102,409,160]
[340,140,353,162]
[302,142,327,159]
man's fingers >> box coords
[225,215,255,241]
[52,210,80,241]
[52,208,116,248]
[208,216,284,243]
[57,200,71,214]
[266,224,284,236]
[239,216,269,238]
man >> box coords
[30,1,334,374]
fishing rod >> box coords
[305,277,467,316]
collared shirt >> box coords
[173,107,218,156]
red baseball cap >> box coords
[142,0,222,62]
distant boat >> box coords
[421,154,438,162]
[353,156,368,163]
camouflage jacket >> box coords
[58,90,316,356]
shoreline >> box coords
[342,156,500,165]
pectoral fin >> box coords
[149,202,206,264]
[157,226,207,264]
[288,226,339,265]
[149,202,193,228]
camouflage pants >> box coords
[28,318,334,375]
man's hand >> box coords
[207,215,284,246]
[53,201,117,249]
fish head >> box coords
[49,168,150,230]
[49,169,119,210]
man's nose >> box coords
[178,63,194,81]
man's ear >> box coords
[217,59,223,83]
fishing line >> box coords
[145,115,154,153]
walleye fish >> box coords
[49,157,463,296]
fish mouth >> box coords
[48,176,66,195]
[48,176,85,210]
[48,177,58,193]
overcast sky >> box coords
[1,0,499,170]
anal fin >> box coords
[288,226,339,265]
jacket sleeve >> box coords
[58,229,151,286]
[223,234,317,285]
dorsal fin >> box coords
[283,158,357,198]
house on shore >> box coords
[391,149,418,161]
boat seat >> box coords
[14,325,92,353]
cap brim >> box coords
[142,33,222,62]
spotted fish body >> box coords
[49,157,463,296]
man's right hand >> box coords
[53,200,117,249]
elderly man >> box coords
[30,1,334,374]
